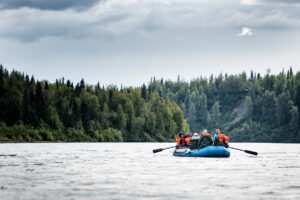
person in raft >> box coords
[198,129,213,149]
[182,132,191,147]
[213,129,229,148]
[176,132,184,149]
[190,133,201,149]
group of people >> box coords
[176,129,229,149]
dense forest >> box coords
[0,65,188,142]
[0,65,299,143]
[149,68,300,142]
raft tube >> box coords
[173,146,230,157]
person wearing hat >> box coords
[198,129,213,149]
[213,129,229,148]
[190,132,200,149]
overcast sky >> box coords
[0,0,300,86]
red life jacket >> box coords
[182,136,191,146]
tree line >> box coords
[1,65,299,143]
[148,68,300,142]
[0,65,188,142]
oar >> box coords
[153,146,176,153]
[229,146,258,156]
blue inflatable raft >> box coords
[173,146,230,157]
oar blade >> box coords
[245,150,258,156]
[153,148,163,153]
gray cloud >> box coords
[263,0,300,3]
[0,0,101,10]
[1,0,300,86]
[0,0,300,42]
[242,0,300,5]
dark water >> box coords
[0,143,300,200]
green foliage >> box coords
[149,69,300,143]
[290,106,299,134]
[1,65,299,143]
[102,128,123,142]
[260,90,276,125]
[0,66,188,142]
[276,92,293,126]
[209,101,221,129]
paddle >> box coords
[229,146,258,156]
[153,146,176,153]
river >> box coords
[0,143,299,200]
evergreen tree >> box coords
[197,92,208,127]
[260,90,276,125]
[81,100,89,132]
[210,101,221,129]
[289,106,299,135]
[117,104,127,131]
[36,81,45,120]
[245,96,253,118]
[141,84,147,101]
[276,92,293,126]
[187,103,197,131]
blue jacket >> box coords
[213,134,218,143]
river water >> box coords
[0,143,299,200]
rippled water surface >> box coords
[0,143,300,200]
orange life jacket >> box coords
[217,134,224,143]
[176,137,181,146]
[185,137,191,146]
[224,136,229,145]
[217,134,229,145]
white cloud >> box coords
[237,27,253,36]
[240,0,258,5]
